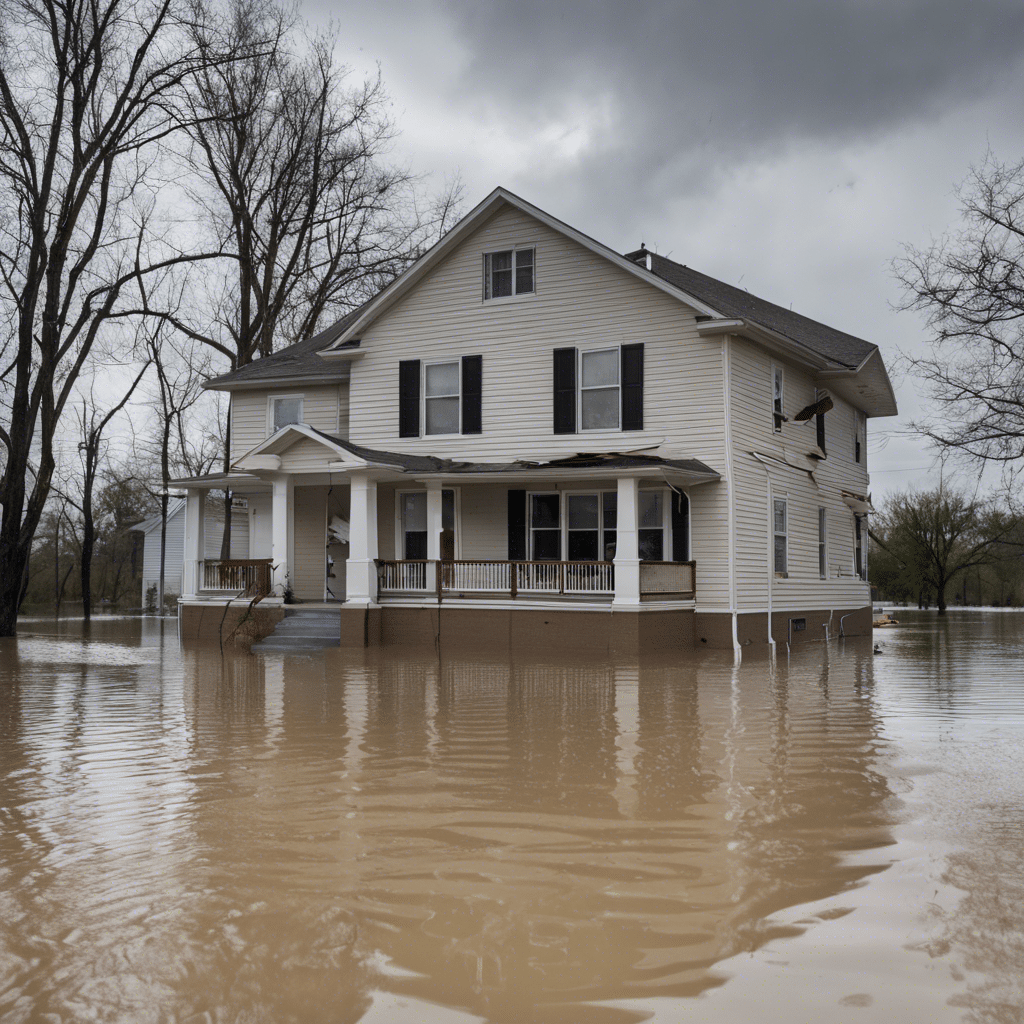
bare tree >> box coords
[66,365,149,621]
[0,0,247,635]
[896,153,1024,472]
[869,482,1022,613]
[143,0,462,555]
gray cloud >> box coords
[437,0,1024,222]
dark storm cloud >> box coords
[439,0,1024,222]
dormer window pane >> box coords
[272,396,302,432]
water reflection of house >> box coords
[173,642,892,1019]
[172,187,897,651]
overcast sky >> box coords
[306,0,1024,497]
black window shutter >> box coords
[671,490,689,561]
[621,343,644,430]
[461,355,482,434]
[553,348,576,434]
[399,360,420,438]
[507,489,527,560]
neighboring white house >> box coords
[131,495,250,609]
[171,186,897,652]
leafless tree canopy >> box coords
[170,0,462,368]
[0,0,239,634]
[896,154,1024,468]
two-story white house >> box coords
[172,187,897,653]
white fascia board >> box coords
[322,187,725,350]
[206,371,353,391]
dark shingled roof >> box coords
[310,430,719,478]
[203,309,363,389]
[623,249,876,369]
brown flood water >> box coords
[1,612,1022,1023]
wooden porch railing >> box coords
[376,559,695,600]
[201,559,272,597]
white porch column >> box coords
[271,474,294,594]
[613,476,641,606]
[426,480,444,561]
[346,472,379,605]
[181,488,206,598]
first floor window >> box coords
[639,490,664,560]
[855,515,865,580]
[818,507,827,579]
[424,361,460,434]
[401,490,456,559]
[484,248,534,299]
[270,395,302,433]
[531,493,561,560]
[773,498,788,575]
[581,348,620,430]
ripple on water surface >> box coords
[0,611,1022,1022]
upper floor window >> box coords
[580,348,620,430]
[269,394,303,434]
[814,388,827,455]
[553,344,644,434]
[399,356,482,438]
[772,366,784,433]
[483,248,534,299]
[424,361,460,435]
[855,411,864,464]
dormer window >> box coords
[269,394,303,434]
[484,248,534,299]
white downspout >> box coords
[722,335,741,657]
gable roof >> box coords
[623,249,874,369]
[203,186,895,414]
[203,308,363,391]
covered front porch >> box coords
[173,426,718,641]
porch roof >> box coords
[313,430,721,484]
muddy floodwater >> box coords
[1,613,1023,1023]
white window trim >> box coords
[266,393,304,436]
[422,359,462,437]
[773,493,789,578]
[578,346,622,432]
[482,245,537,303]
[772,364,784,434]
[394,487,462,560]
[818,506,828,579]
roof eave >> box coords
[203,370,352,392]
[697,318,843,371]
